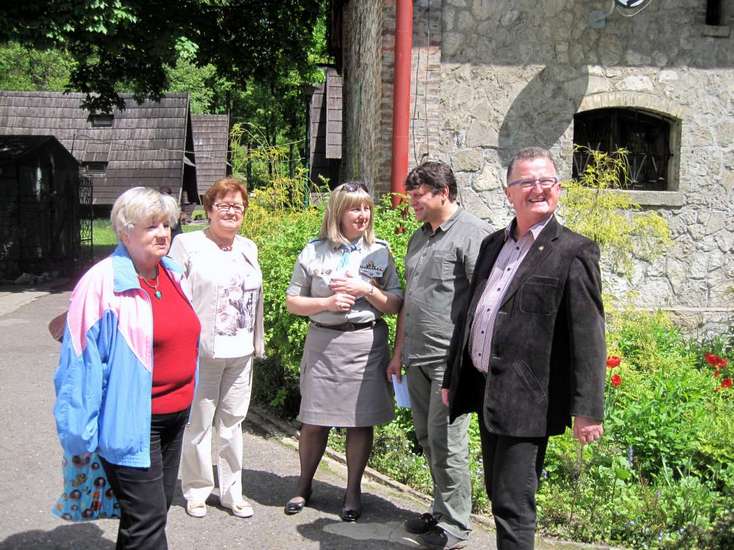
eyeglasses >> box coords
[340,182,368,193]
[213,202,245,213]
[507,176,559,189]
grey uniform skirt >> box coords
[298,320,395,427]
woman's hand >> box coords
[327,292,356,313]
[329,274,372,298]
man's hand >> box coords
[386,355,403,382]
[572,415,603,445]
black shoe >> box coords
[284,490,311,515]
[340,507,361,522]
[340,494,362,522]
[416,526,466,550]
[405,512,438,534]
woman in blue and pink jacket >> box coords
[54,187,201,550]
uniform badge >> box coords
[359,260,385,278]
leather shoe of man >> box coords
[405,512,438,534]
[416,526,466,550]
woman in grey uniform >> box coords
[284,182,403,521]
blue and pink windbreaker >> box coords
[54,245,197,468]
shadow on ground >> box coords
[0,523,115,550]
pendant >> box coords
[155,290,162,299]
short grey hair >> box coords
[110,187,180,239]
[505,147,558,184]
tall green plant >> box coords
[561,147,671,277]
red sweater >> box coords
[140,268,200,414]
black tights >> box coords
[295,423,373,510]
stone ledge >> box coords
[702,25,730,38]
[616,189,685,207]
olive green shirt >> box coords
[402,208,491,367]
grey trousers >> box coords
[407,363,472,540]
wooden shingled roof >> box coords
[0,91,192,205]
[0,135,77,166]
[191,114,230,195]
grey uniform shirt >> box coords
[287,237,403,325]
[402,208,491,367]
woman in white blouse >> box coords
[169,177,264,520]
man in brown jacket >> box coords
[443,147,606,550]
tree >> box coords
[0,43,74,91]
[0,0,325,113]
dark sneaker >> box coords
[404,512,438,534]
[416,526,466,550]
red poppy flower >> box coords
[713,368,722,378]
[610,374,622,388]
[721,378,733,389]
[606,356,621,369]
[705,353,721,366]
[717,357,728,368]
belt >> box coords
[312,320,377,332]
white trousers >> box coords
[181,354,253,507]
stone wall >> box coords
[341,0,733,331]
[430,0,734,333]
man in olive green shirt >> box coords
[388,161,490,549]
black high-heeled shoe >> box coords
[340,507,361,522]
[340,496,362,522]
[284,489,311,515]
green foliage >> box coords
[534,310,734,547]
[0,42,74,91]
[165,39,217,114]
[1,1,326,113]
[230,123,312,194]
[561,147,671,277]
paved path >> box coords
[0,289,588,550]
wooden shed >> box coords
[307,67,343,187]
[0,91,197,207]
[191,114,230,197]
[0,135,81,279]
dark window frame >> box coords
[82,161,108,175]
[88,114,114,128]
[573,108,676,191]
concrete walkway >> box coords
[0,289,592,550]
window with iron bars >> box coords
[573,108,674,191]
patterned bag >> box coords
[52,452,120,521]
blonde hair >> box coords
[319,182,375,246]
[110,187,180,239]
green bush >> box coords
[535,310,734,547]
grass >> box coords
[91,219,117,260]
[90,219,205,260]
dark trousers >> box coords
[102,409,189,550]
[479,419,548,550]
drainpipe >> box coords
[390,0,413,206]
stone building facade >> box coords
[338,0,734,332]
